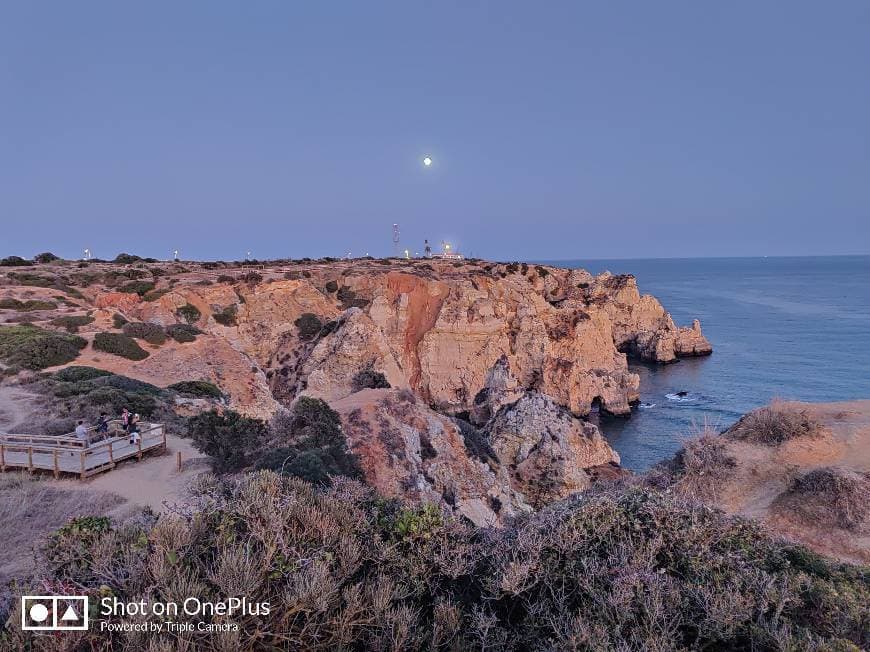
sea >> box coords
[548,256,870,471]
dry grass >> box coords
[727,400,823,445]
[5,472,868,650]
[0,474,123,585]
[780,467,870,532]
[647,428,737,499]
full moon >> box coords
[422,156,432,167]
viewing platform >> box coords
[0,420,166,479]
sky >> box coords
[1,2,868,261]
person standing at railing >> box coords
[74,420,89,444]
[121,408,131,432]
[128,414,141,446]
[96,413,109,435]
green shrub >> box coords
[7,272,54,287]
[0,255,32,266]
[186,409,268,473]
[213,304,238,326]
[0,325,86,370]
[113,253,142,264]
[168,380,222,399]
[165,323,200,342]
[117,280,155,296]
[176,303,201,324]
[258,397,361,484]
[122,321,167,345]
[112,313,128,329]
[216,274,236,283]
[53,366,113,382]
[352,368,390,391]
[241,271,262,284]
[34,252,60,264]
[50,315,95,333]
[142,288,170,302]
[294,312,323,339]
[324,280,338,293]
[0,298,57,311]
[93,332,149,360]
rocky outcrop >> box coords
[8,258,710,422]
[484,392,619,508]
[470,355,524,426]
[333,389,528,526]
[676,319,713,357]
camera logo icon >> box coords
[21,596,89,631]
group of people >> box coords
[73,408,143,446]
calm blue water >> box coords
[548,256,870,471]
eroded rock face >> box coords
[470,355,525,426]
[56,260,709,421]
[485,392,619,508]
[332,389,528,526]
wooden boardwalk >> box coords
[0,421,166,479]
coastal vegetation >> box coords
[5,473,866,651]
[92,332,149,360]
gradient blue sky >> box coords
[2,2,868,261]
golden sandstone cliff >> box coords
[1,257,710,523]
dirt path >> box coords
[56,432,209,514]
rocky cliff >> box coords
[1,257,710,520]
[76,259,709,418]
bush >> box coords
[0,325,86,370]
[168,380,222,399]
[212,304,238,326]
[294,312,323,339]
[113,253,142,264]
[34,252,60,264]
[258,398,361,484]
[122,321,167,345]
[324,280,338,293]
[186,410,268,473]
[241,271,262,284]
[176,303,201,324]
[165,323,200,343]
[0,255,32,266]
[142,288,170,302]
[728,402,822,445]
[785,467,870,531]
[117,280,155,296]
[50,315,95,333]
[0,298,56,311]
[352,368,391,391]
[112,313,128,328]
[53,366,113,382]
[216,274,236,283]
[21,477,870,651]
[93,332,149,360]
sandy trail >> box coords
[56,432,209,514]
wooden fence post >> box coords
[53,450,59,479]
[162,425,167,452]
[177,451,182,472]
[109,441,114,464]
[137,437,143,460]
[0,444,5,472]
[27,446,33,473]
[80,451,86,480]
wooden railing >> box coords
[0,421,166,479]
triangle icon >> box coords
[61,604,79,621]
